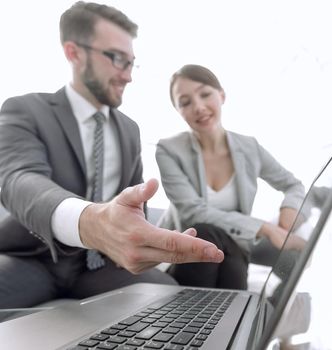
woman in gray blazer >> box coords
[156,64,308,290]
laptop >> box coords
[1,157,332,350]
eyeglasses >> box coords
[76,42,137,71]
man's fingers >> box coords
[183,228,197,237]
[118,178,159,208]
[142,228,224,263]
[121,243,224,273]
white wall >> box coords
[1,0,332,215]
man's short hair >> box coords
[60,1,138,44]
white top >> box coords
[51,84,121,248]
[207,174,239,212]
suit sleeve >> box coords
[254,140,309,218]
[0,96,81,261]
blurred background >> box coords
[1,0,332,216]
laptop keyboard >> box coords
[67,288,238,350]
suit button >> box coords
[236,230,241,235]
[230,228,235,234]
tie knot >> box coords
[93,111,105,125]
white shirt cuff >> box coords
[52,198,92,248]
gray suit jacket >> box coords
[0,88,143,261]
[156,131,308,253]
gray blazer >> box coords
[0,88,143,261]
[156,131,308,253]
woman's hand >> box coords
[279,207,306,232]
[257,222,306,251]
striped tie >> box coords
[86,111,106,270]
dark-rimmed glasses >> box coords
[76,42,137,71]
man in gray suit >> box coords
[0,1,223,309]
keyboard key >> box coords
[170,322,186,329]
[153,321,169,328]
[164,345,184,350]
[126,339,145,346]
[134,311,151,317]
[119,316,142,326]
[78,339,99,347]
[159,317,174,323]
[110,324,127,330]
[188,321,204,328]
[171,332,194,345]
[153,332,173,342]
[176,318,192,323]
[97,343,118,350]
[117,345,138,350]
[154,310,168,315]
[91,334,109,341]
[148,313,163,319]
[136,326,161,340]
[190,339,204,347]
[205,324,215,329]
[127,321,149,332]
[101,328,119,336]
[107,336,127,344]
[144,340,165,349]
[183,326,200,333]
[163,327,180,334]
[141,317,157,324]
[196,334,207,340]
[118,330,136,338]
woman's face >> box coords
[172,77,225,134]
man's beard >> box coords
[82,58,121,108]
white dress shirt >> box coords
[51,84,121,247]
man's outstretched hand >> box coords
[79,178,224,274]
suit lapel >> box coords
[49,88,86,175]
[189,133,207,198]
[227,132,249,213]
[48,90,133,193]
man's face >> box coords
[80,19,135,108]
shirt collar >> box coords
[65,84,110,123]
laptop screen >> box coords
[254,156,332,349]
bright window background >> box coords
[1,0,332,216]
